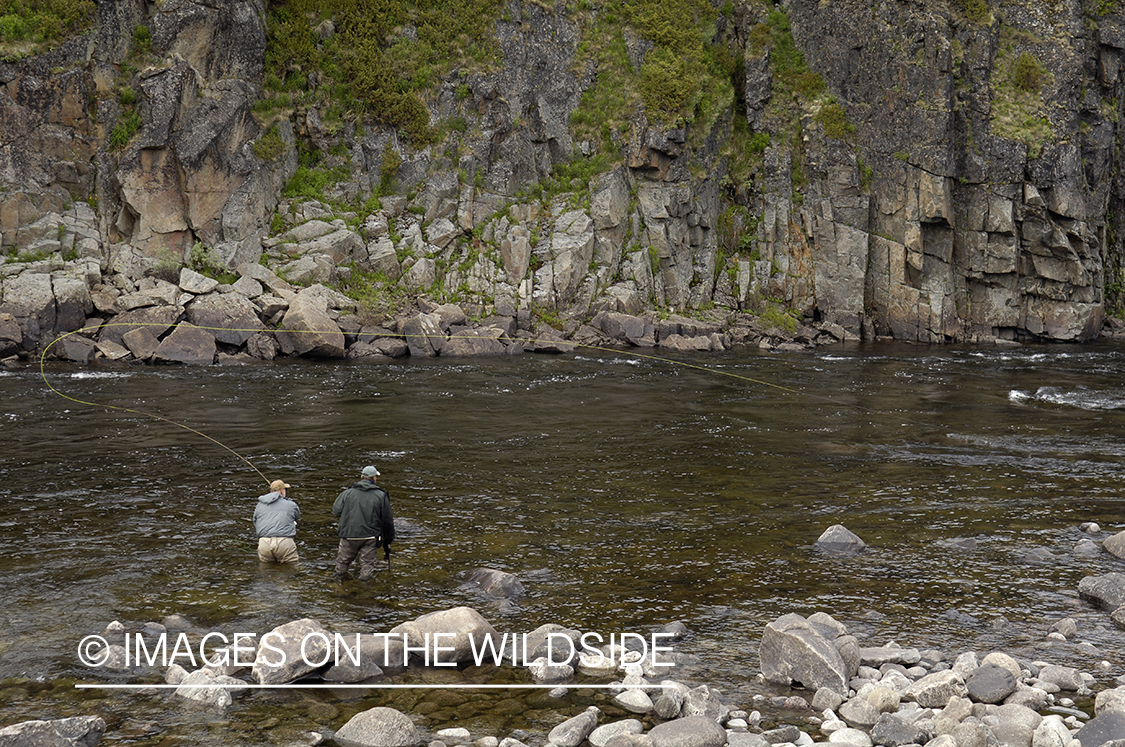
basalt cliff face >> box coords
[2,0,1124,360]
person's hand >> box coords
[384,546,392,561]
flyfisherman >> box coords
[333,465,395,581]
[253,479,301,563]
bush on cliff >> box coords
[0,0,94,44]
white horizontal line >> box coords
[75,683,672,690]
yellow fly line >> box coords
[39,320,816,486]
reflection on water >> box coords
[2,342,1125,740]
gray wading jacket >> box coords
[253,491,300,538]
[332,479,395,545]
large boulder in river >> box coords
[251,618,331,685]
[463,568,525,599]
[389,606,499,665]
[814,524,867,555]
[334,706,419,747]
[0,715,106,746]
[1079,573,1125,610]
[759,613,850,696]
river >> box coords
[1,341,1124,743]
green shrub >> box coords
[952,0,990,23]
[0,1,95,43]
[133,23,150,54]
[109,110,142,150]
[0,13,27,40]
[815,102,855,140]
[1012,52,1045,93]
[252,125,287,161]
[282,165,350,202]
[118,86,138,106]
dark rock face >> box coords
[4,0,1125,350]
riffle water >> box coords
[2,341,1124,743]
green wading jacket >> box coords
[332,479,395,545]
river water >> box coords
[1,341,1124,743]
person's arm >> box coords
[332,491,345,518]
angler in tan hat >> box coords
[253,479,301,563]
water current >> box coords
[1,341,1124,744]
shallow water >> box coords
[2,341,1124,742]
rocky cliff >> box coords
[2,0,1125,363]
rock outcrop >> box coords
[4,0,1125,358]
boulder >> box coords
[527,656,574,683]
[99,306,182,346]
[1031,716,1074,747]
[0,312,22,356]
[152,323,216,365]
[660,334,715,352]
[463,568,525,598]
[425,217,461,249]
[275,289,345,358]
[989,703,1043,747]
[815,524,867,555]
[1096,687,1125,715]
[0,716,106,747]
[1105,530,1125,559]
[442,328,507,356]
[122,327,160,360]
[186,293,265,345]
[1079,573,1125,610]
[174,667,234,708]
[596,311,649,345]
[870,713,929,747]
[839,697,880,729]
[759,613,850,696]
[389,606,499,665]
[334,706,419,747]
[966,664,1018,704]
[905,670,968,709]
[321,633,388,683]
[1074,711,1125,747]
[681,684,730,722]
[647,715,728,747]
[1037,665,1084,692]
[251,618,332,685]
[590,720,644,747]
[293,228,365,264]
[548,707,600,747]
[238,263,292,296]
[614,688,654,714]
[56,334,97,363]
[52,276,93,334]
[401,313,442,357]
[179,268,219,295]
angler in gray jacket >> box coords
[253,479,301,563]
